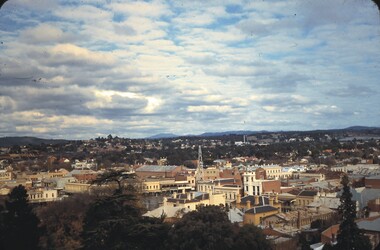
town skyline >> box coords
[1,0,380,139]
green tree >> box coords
[334,174,371,250]
[166,205,271,250]
[91,169,137,194]
[82,192,141,250]
[0,185,40,250]
[166,205,235,250]
[232,224,272,250]
[82,170,168,250]
[36,193,95,249]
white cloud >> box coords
[0,0,379,138]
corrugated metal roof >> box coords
[245,205,278,214]
[357,217,380,232]
[136,165,181,172]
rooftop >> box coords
[245,205,278,214]
[136,165,181,172]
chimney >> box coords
[275,193,278,203]
[297,210,301,229]
[246,200,251,209]
[269,197,274,206]
[187,192,191,200]
[182,188,186,194]
[237,193,241,204]
[255,195,259,205]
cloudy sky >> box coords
[0,0,379,139]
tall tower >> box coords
[195,146,204,182]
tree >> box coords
[334,174,371,250]
[166,205,272,250]
[233,224,272,250]
[82,170,168,250]
[36,193,95,249]
[166,205,235,250]
[82,192,142,250]
[0,185,40,250]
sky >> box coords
[0,0,380,139]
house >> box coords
[233,193,281,212]
[296,190,319,207]
[243,205,279,226]
[164,191,225,210]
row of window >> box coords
[30,192,55,199]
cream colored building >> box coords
[203,167,220,181]
[141,176,195,194]
[297,173,325,182]
[64,182,91,193]
[296,190,319,207]
[164,191,226,210]
[197,179,241,203]
[28,188,58,203]
[261,165,283,179]
[142,179,161,193]
[0,170,13,181]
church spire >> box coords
[195,145,204,182]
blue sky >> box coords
[0,0,379,139]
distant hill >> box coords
[146,133,179,139]
[146,127,380,140]
[0,137,69,147]
[147,130,267,139]
[199,130,266,137]
[344,126,380,131]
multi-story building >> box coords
[261,164,283,179]
[203,167,220,181]
[163,191,226,210]
[141,176,195,194]
[28,188,58,203]
[243,171,281,196]
[197,178,242,203]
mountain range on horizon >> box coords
[0,126,379,146]
[147,126,380,139]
